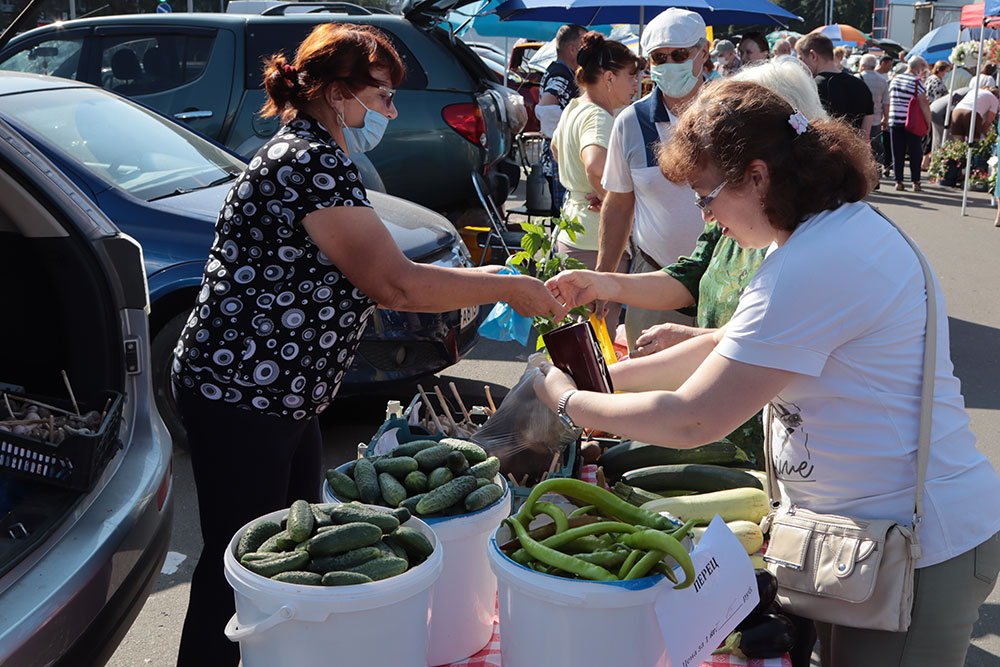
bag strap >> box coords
[764,210,936,555]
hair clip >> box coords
[788,109,809,135]
[282,64,298,79]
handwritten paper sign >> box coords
[654,515,759,667]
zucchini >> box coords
[353,458,381,504]
[623,464,763,494]
[374,456,419,478]
[348,556,409,581]
[325,468,360,500]
[447,450,470,475]
[403,470,428,495]
[391,439,440,458]
[640,487,770,524]
[303,522,383,557]
[384,526,434,561]
[308,546,382,573]
[468,456,501,480]
[271,571,323,585]
[242,550,309,577]
[237,519,282,560]
[416,475,478,515]
[598,439,749,481]
[439,437,488,464]
[287,500,315,542]
[413,444,454,472]
[464,483,504,512]
[611,481,664,507]
[322,571,374,586]
[691,520,764,555]
[327,504,399,533]
[378,472,408,507]
[427,466,453,489]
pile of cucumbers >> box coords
[325,438,505,518]
[236,501,434,586]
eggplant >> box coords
[736,569,779,630]
[739,613,798,659]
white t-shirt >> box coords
[602,94,705,268]
[954,87,999,116]
[715,201,1000,569]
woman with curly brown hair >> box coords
[172,22,565,666]
[537,79,1000,665]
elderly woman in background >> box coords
[923,59,953,167]
[887,55,931,191]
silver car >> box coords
[0,86,173,663]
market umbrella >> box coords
[766,29,802,48]
[444,0,617,39]
[810,24,868,47]
[958,0,1000,215]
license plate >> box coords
[460,305,479,329]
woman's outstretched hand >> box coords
[506,275,570,320]
[532,361,578,411]
[545,270,611,312]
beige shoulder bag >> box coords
[760,218,935,633]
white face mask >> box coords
[342,93,388,154]
[650,60,700,99]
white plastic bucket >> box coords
[324,465,511,665]
[224,508,444,667]
[488,521,672,667]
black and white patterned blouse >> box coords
[171,114,377,420]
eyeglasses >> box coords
[375,84,396,104]
[650,48,694,65]
[694,180,727,212]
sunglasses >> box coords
[650,48,695,65]
[694,180,727,212]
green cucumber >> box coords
[380,539,409,562]
[464,483,504,512]
[311,504,333,528]
[447,450,470,475]
[439,438,488,464]
[404,470,428,495]
[327,504,400,533]
[348,556,409,581]
[384,526,434,561]
[392,507,411,524]
[303,522,382,557]
[379,472,408,507]
[353,458,381,504]
[416,475,478,515]
[237,519,282,560]
[287,500,315,542]
[475,477,492,488]
[308,546,382,573]
[242,551,309,577]
[414,444,455,472]
[391,439,440,458]
[258,530,299,553]
[325,468,360,500]
[598,439,749,481]
[240,552,283,564]
[374,456,419,479]
[271,570,323,585]
[468,456,501,480]
[428,466,454,489]
[400,493,426,516]
[622,464,763,493]
[321,571,374,586]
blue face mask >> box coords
[343,93,389,154]
[650,60,701,99]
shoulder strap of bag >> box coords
[764,209,936,554]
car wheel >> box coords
[151,311,188,451]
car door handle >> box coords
[174,109,213,120]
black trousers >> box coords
[890,124,923,185]
[174,387,322,667]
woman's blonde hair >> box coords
[730,55,829,121]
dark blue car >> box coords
[0,72,480,445]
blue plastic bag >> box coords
[478,267,533,345]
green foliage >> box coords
[509,216,590,338]
[929,129,997,187]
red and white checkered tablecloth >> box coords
[447,465,791,667]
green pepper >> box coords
[562,536,605,554]
[576,550,628,569]
[618,549,642,579]
[532,501,569,533]
[510,521,639,563]
[670,519,700,540]
[505,519,617,581]
[621,530,696,589]
[625,549,666,580]
[520,479,673,531]
[569,504,597,518]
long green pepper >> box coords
[505,519,617,581]
[520,479,673,531]
[622,530,695,589]
[624,549,666,580]
[509,521,638,564]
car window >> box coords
[245,22,427,90]
[98,33,214,95]
[3,87,244,201]
[0,38,86,80]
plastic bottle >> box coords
[525,162,552,213]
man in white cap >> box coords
[595,7,708,351]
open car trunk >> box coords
[0,158,126,579]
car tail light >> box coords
[443,103,487,147]
[157,459,172,511]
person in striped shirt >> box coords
[887,56,931,191]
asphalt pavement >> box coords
[107,177,1000,666]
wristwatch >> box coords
[556,389,579,430]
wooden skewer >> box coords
[547,450,561,474]
[99,398,112,424]
[7,394,76,417]
[3,393,15,420]
[61,370,81,416]
[48,414,55,444]
[596,466,607,490]
[507,473,519,486]
[449,382,473,425]
[484,386,497,413]
[416,384,446,435]
[520,473,530,486]
[433,385,459,434]
[540,471,549,482]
